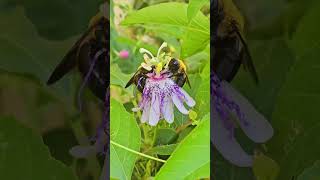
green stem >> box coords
[111,140,166,163]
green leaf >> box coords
[187,0,207,21]
[121,2,209,58]
[0,7,77,99]
[148,144,177,156]
[266,2,320,179]
[0,117,76,180]
[233,39,295,118]
[110,64,133,88]
[4,0,102,40]
[253,152,280,180]
[298,160,320,180]
[155,114,210,179]
[184,162,210,180]
[194,67,210,120]
[153,128,178,146]
[110,98,141,180]
[0,7,75,80]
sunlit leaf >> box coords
[187,0,207,21]
[155,114,210,179]
[110,99,141,180]
[121,2,209,58]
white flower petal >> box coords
[220,81,274,143]
[212,108,253,167]
[149,93,160,126]
[162,97,174,123]
[172,93,189,114]
[179,88,196,107]
[141,101,151,123]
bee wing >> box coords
[235,30,259,84]
[185,73,191,88]
[46,46,79,85]
[220,80,273,143]
[47,30,92,85]
[125,70,139,88]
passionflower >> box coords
[132,43,195,126]
[211,72,273,167]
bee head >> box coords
[168,58,180,71]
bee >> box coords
[211,0,258,83]
[167,58,191,88]
[125,58,191,92]
[47,14,109,101]
[125,67,152,93]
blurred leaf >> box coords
[0,117,76,180]
[11,0,102,40]
[194,65,210,120]
[155,114,210,179]
[110,99,141,180]
[267,2,320,179]
[148,144,177,156]
[234,0,286,31]
[298,160,320,180]
[187,0,207,21]
[253,152,280,180]
[121,2,209,58]
[233,39,295,118]
[185,51,209,74]
[43,128,78,166]
[0,7,77,99]
[248,0,315,39]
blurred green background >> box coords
[215,0,320,180]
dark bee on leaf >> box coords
[211,0,258,83]
[125,43,190,92]
[47,14,109,101]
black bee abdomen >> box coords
[212,36,242,82]
[78,18,109,101]
[173,73,187,87]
